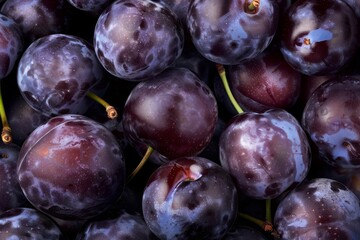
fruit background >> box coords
[0,0,360,239]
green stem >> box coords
[86,91,118,119]
[216,64,244,114]
[127,146,154,183]
[238,212,265,229]
[0,82,11,144]
[266,199,272,223]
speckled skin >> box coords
[302,76,360,168]
[0,143,28,213]
[187,0,279,65]
[280,0,359,76]
[17,34,104,117]
[122,67,218,160]
[142,157,238,240]
[0,13,23,79]
[1,0,69,44]
[93,0,184,81]
[274,178,360,240]
[0,208,64,239]
[17,114,126,220]
[219,109,311,199]
[76,210,155,240]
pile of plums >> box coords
[0,0,360,239]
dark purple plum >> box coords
[0,143,28,213]
[302,76,360,168]
[280,0,359,75]
[122,67,218,160]
[142,157,238,240]
[17,33,104,117]
[274,178,360,239]
[66,0,113,14]
[0,207,65,239]
[17,114,126,220]
[219,109,311,199]
[0,0,69,45]
[227,48,302,112]
[342,0,360,19]
[0,13,23,79]
[187,0,279,65]
[76,210,155,240]
[93,0,184,81]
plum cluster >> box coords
[0,0,359,239]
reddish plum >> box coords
[122,67,218,160]
[17,114,126,220]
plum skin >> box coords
[274,178,360,239]
[142,157,238,240]
[219,109,311,199]
[17,114,126,220]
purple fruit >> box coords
[93,0,184,81]
[17,114,126,220]
[274,178,360,239]
[142,157,238,240]
[219,109,311,199]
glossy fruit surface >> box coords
[122,67,218,160]
[17,114,126,220]
[187,0,279,64]
[93,0,184,81]
[219,109,311,199]
[302,76,360,168]
[0,207,65,239]
[76,210,155,240]
[142,157,238,240]
[280,0,359,75]
[274,178,360,239]
[17,33,104,117]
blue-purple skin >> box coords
[93,0,184,81]
[274,178,360,240]
[302,76,360,168]
[280,0,359,76]
[0,208,65,239]
[142,157,238,240]
[0,13,23,80]
[17,34,104,117]
[187,0,279,65]
[76,211,155,240]
[219,109,311,199]
[17,114,125,220]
